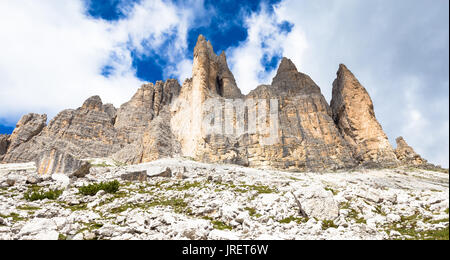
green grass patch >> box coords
[243,184,276,194]
[24,188,63,201]
[79,180,120,196]
[58,234,67,240]
[421,227,449,240]
[322,220,338,230]
[325,186,338,196]
[166,181,203,191]
[113,160,127,167]
[279,216,308,224]
[91,162,112,167]
[65,203,88,212]
[385,212,449,240]
[428,218,449,225]
[17,205,41,211]
[0,212,26,222]
[211,220,233,230]
[340,202,366,224]
[373,205,387,216]
[244,207,262,218]
[109,196,191,215]
[149,197,190,214]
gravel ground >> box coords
[0,158,448,240]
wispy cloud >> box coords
[0,0,201,121]
[226,3,307,94]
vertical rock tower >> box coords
[330,64,399,167]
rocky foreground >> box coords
[0,158,448,240]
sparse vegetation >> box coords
[211,220,233,230]
[0,212,26,222]
[16,205,41,211]
[383,211,449,240]
[340,202,366,224]
[245,207,262,218]
[24,188,63,201]
[166,181,203,191]
[79,180,120,196]
[91,162,112,167]
[64,203,88,212]
[324,186,339,196]
[428,218,449,225]
[279,216,308,224]
[373,205,387,216]
[149,197,190,214]
[233,184,276,194]
[322,220,338,230]
[421,227,449,240]
[113,160,127,167]
[109,196,190,215]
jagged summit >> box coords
[248,56,322,97]
[191,34,242,99]
[0,34,442,174]
[331,64,398,167]
[277,57,298,73]
[338,63,350,71]
[81,95,103,111]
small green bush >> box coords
[79,180,120,196]
[322,220,338,230]
[24,189,63,201]
[211,220,233,230]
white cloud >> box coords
[164,58,193,85]
[226,0,448,167]
[273,0,449,167]
[0,0,196,122]
[226,4,308,94]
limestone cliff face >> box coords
[330,64,399,168]
[270,58,322,96]
[1,79,180,173]
[171,50,355,171]
[36,148,84,175]
[7,113,47,152]
[170,35,243,158]
[115,79,181,144]
[2,96,122,174]
[244,58,356,171]
[2,35,435,173]
[0,135,9,161]
[191,35,242,100]
[394,137,427,166]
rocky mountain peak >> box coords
[338,63,350,72]
[7,113,47,152]
[191,35,242,99]
[81,95,103,111]
[277,57,298,74]
[270,57,321,95]
[394,136,439,169]
[0,134,10,160]
[331,64,398,167]
[194,34,215,59]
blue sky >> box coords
[86,0,285,83]
[0,0,448,167]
